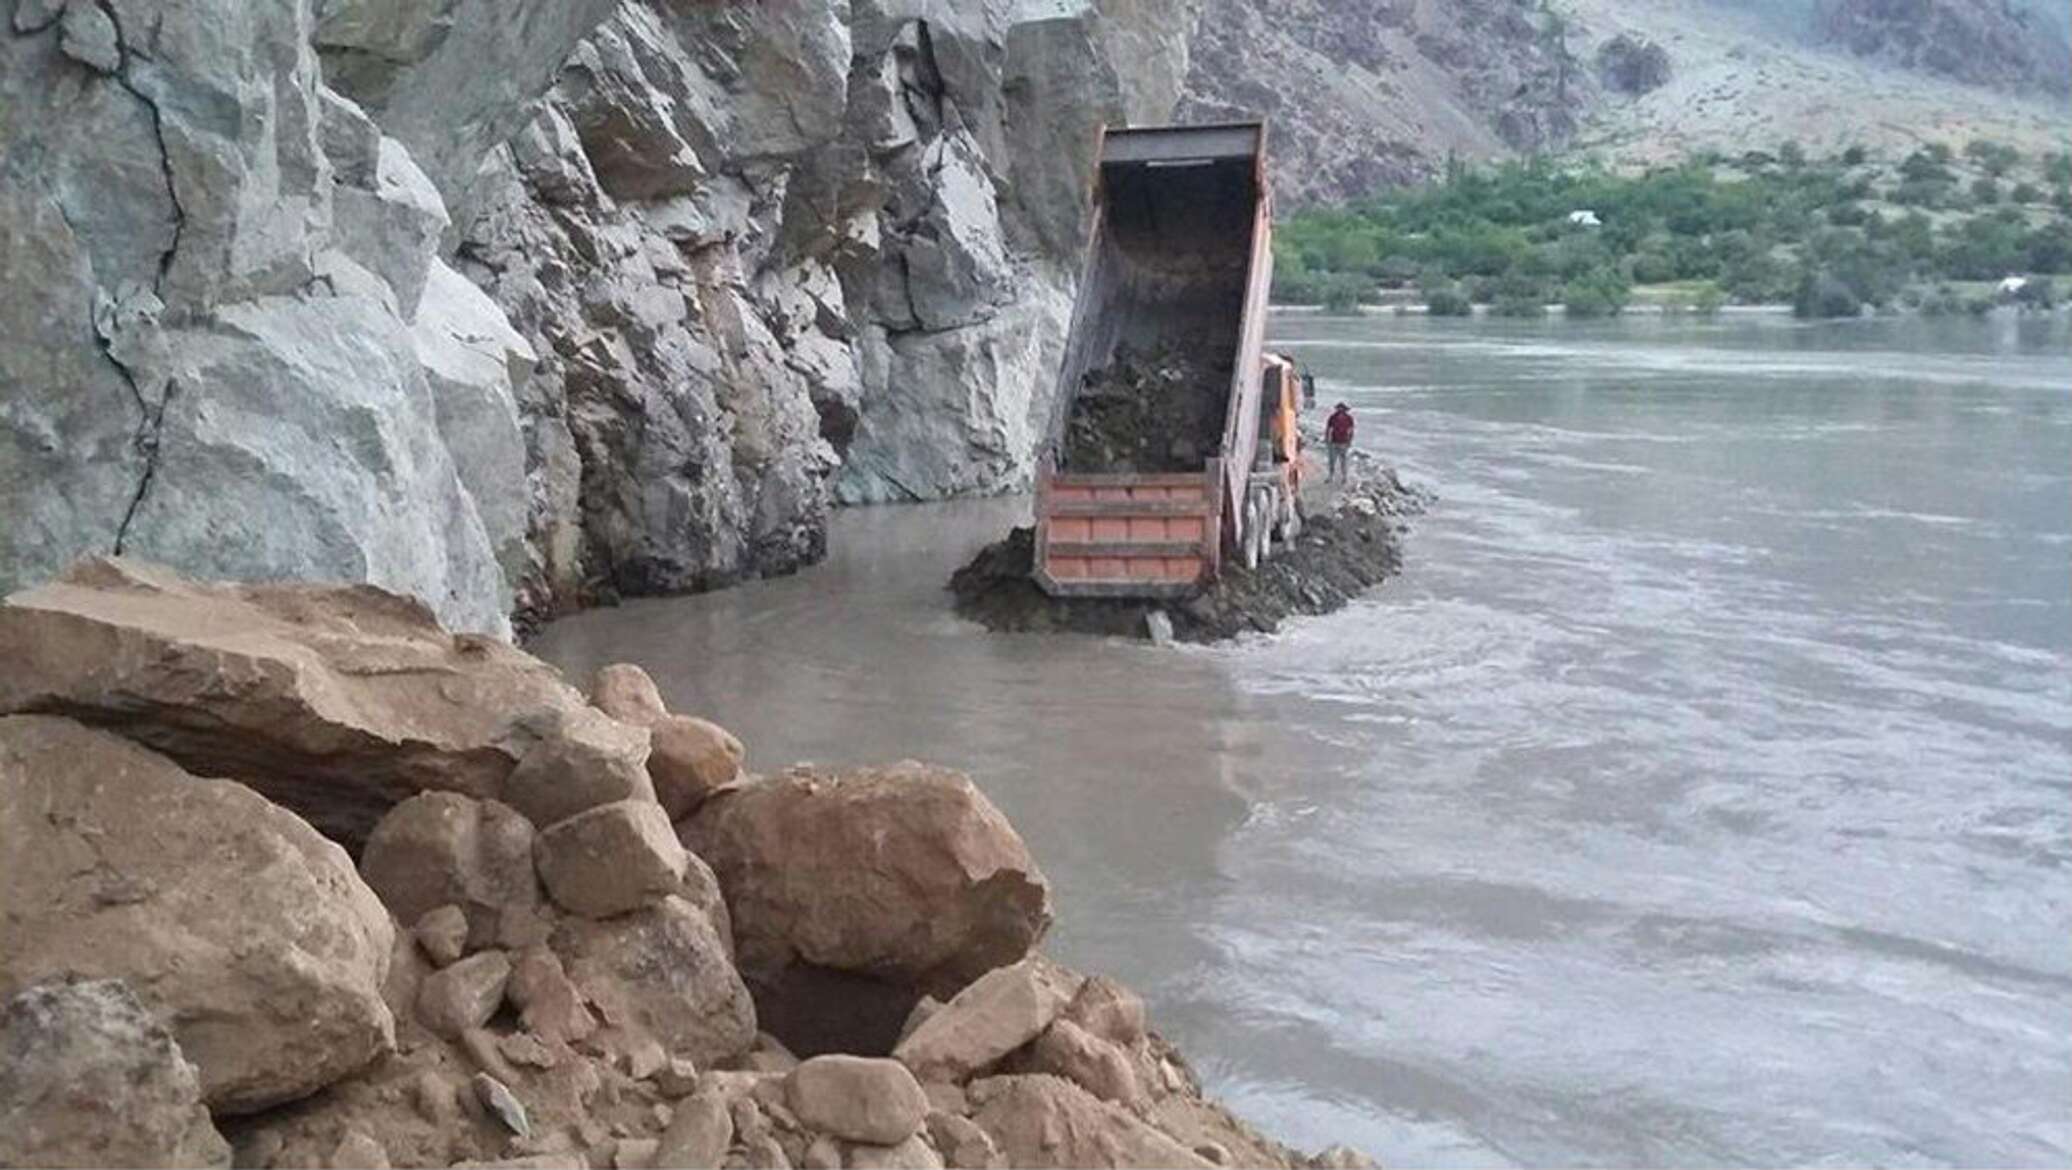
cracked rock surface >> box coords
[1,0,1186,631]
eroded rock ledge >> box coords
[0,558,1375,1170]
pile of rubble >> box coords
[1061,343,1235,474]
[0,558,1372,1170]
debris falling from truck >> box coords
[1062,342,1234,473]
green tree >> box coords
[1319,274,1370,315]
[1964,139,2020,178]
[1562,266,1631,318]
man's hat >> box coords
[1335,402,1349,410]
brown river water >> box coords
[532,311,2072,1167]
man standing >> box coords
[1325,402,1355,483]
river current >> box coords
[532,312,2072,1167]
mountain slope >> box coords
[1176,0,2072,205]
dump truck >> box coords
[1032,121,1312,599]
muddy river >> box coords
[532,312,2072,1167]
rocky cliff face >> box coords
[449,1,1160,616]
[1168,0,2071,206]
[0,0,1181,630]
[1171,0,1589,205]
[0,0,595,637]
[1815,0,2072,95]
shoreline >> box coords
[0,559,1374,1170]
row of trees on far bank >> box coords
[1274,142,2072,318]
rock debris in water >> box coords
[953,445,1433,642]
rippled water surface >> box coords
[533,313,2072,1167]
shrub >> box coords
[1691,283,1726,316]
[2013,277,2059,311]
[2011,181,2043,204]
[1630,249,1677,283]
[1562,266,1631,318]
[1900,149,1954,184]
[1972,178,2001,205]
[1426,287,1474,316]
[1964,139,2020,178]
[1794,271,1863,319]
[1918,284,1964,317]
[1489,269,1550,317]
[1827,202,1872,227]
[1319,274,1370,315]
[1892,179,1949,208]
[1840,144,1869,167]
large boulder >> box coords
[0,558,601,847]
[500,706,656,828]
[359,792,542,949]
[646,714,745,818]
[893,959,1080,1086]
[1023,1018,1142,1107]
[786,1055,929,1145]
[551,895,755,1068]
[0,977,231,1169]
[534,798,688,918]
[583,664,742,818]
[966,1075,1212,1169]
[681,761,1052,996]
[0,715,396,1112]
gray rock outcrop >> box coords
[1,0,1189,629]
[1816,0,2072,95]
[456,1,1182,619]
[1171,0,1590,204]
[0,977,231,1169]
[0,0,540,635]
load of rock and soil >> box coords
[0,557,1373,1170]
[951,447,1433,643]
[1061,343,1235,474]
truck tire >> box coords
[1275,485,1301,542]
[1242,497,1264,570]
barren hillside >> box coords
[1177,0,2072,205]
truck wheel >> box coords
[1242,497,1264,570]
[1275,486,1301,542]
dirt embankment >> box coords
[951,449,1433,643]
